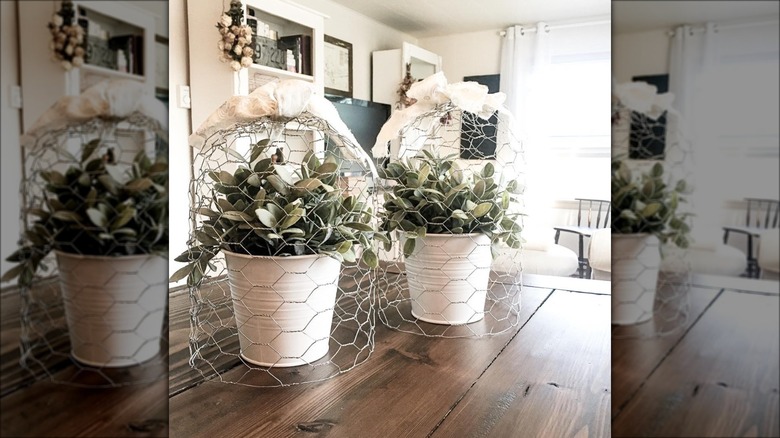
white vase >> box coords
[223,250,340,367]
[612,233,661,325]
[405,233,492,325]
[55,252,167,367]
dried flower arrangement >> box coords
[48,0,86,71]
[216,0,254,72]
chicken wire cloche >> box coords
[371,72,526,338]
[3,80,169,387]
[174,80,382,387]
[611,80,694,338]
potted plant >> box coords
[378,151,522,325]
[3,141,168,367]
[611,159,690,325]
[171,141,383,367]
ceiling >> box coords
[326,0,610,38]
[613,1,780,34]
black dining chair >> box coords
[554,198,611,278]
[723,198,779,278]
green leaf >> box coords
[641,203,662,218]
[418,163,431,182]
[41,170,66,185]
[52,211,81,222]
[126,177,153,192]
[86,208,108,227]
[266,174,289,195]
[279,208,304,229]
[294,178,322,192]
[222,210,253,222]
[472,202,492,218]
[246,173,263,187]
[98,175,118,195]
[315,162,338,175]
[81,139,100,163]
[481,162,495,178]
[169,264,194,283]
[403,238,416,258]
[1,264,25,282]
[362,249,378,268]
[255,208,277,228]
[344,222,373,232]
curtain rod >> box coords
[499,19,611,37]
[666,18,779,36]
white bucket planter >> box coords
[55,252,167,367]
[223,250,340,367]
[612,233,661,325]
[405,233,492,325]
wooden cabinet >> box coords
[18,1,155,131]
[187,0,325,130]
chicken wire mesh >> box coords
[611,97,694,338]
[376,102,526,338]
[7,116,169,387]
[177,114,378,387]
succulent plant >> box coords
[171,140,384,286]
[3,140,169,286]
[377,151,522,257]
[612,159,691,248]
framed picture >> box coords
[629,74,668,160]
[324,35,353,97]
[460,74,500,160]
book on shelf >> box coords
[278,35,312,75]
[109,34,144,75]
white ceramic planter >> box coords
[223,250,340,367]
[55,251,167,367]
[405,233,492,325]
[612,233,661,325]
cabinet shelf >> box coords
[81,63,146,81]
[249,63,314,82]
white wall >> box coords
[1,1,22,282]
[418,29,504,82]
[168,0,191,283]
[613,29,670,81]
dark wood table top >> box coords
[612,283,780,437]
[169,284,611,437]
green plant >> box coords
[171,140,384,286]
[3,140,168,286]
[611,159,691,248]
[377,151,522,257]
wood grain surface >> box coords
[432,290,611,438]
[612,290,780,437]
[169,286,612,438]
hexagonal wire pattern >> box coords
[611,105,694,338]
[184,115,377,387]
[15,116,168,387]
[377,102,526,338]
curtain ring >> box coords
[520,27,525,36]
[544,24,550,33]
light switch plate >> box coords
[178,85,191,109]
[9,85,22,109]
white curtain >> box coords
[499,21,611,230]
[499,23,552,228]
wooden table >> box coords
[612,280,780,437]
[0,286,168,438]
[169,283,611,437]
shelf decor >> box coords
[3,79,169,386]
[48,0,86,70]
[178,79,379,387]
[216,0,254,71]
[372,72,526,338]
